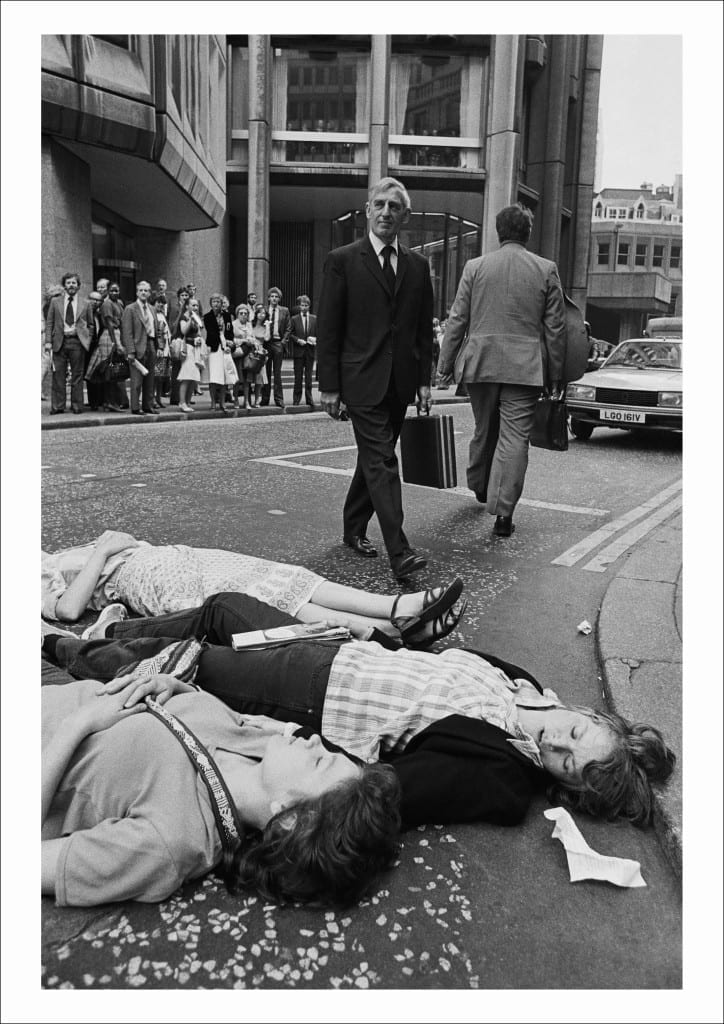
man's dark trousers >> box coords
[344,379,409,561]
[51,338,85,411]
[48,593,339,731]
[293,348,315,405]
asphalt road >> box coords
[40,407,682,991]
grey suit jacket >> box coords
[45,295,91,353]
[438,241,566,388]
[121,301,159,361]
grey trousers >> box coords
[466,382,540,517]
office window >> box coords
[594,203,603,218]
[272,44,370,163]
[597,241,610,266]
[669,245,681,269]
[635,206,645,218]
[606,207,628,219]
[617,242,630,267]
[389,51,484,169]
[652,244,665,268]
[635,243,648,267]
[93,35,129,50]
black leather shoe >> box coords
[71,405,82,414]
[392,551,428,579]
[343,535,378,558]
[142,406,155,414]
[106,403,122,413]
[49,409,64,415]
[493,516,515,537]
[131,409,143,415]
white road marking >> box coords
[551,479,682,567]
[267,509,287,516]
[449,486,608,517]
[80,473,97,478]
[255,448,610,517]
[580,494,682,572]
[129,483,147,488]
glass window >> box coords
[617,242,630,267]
[93,35,129,50]
[636,206,645,218]
[635,243,648,267]
[389,52,484,169]
[669,245,681,269]
[272,46,370,164]
[597,242,610,266]
[652,244,665,267]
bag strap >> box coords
[144,697,244,853]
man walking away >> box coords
[437,204,565,537]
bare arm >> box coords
[53,531,139,622]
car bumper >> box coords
[567,401,682,432]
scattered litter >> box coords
[577,619,592,635]
[544,807,646,887]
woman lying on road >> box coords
[41,531,465,649]
[42,661,401,909]
[45,592,675,831]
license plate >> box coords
[600,409,646,424]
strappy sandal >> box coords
[390,577,464,645]
[402,599,468,650]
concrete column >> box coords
[247,35,271,298]
[538,35,569,263]
[368,35,390,190]
[571,35,603,310]
[482,35,521,253]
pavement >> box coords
[597,512,682,877]
[36,381,684,995]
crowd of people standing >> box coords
[42,277,321,416]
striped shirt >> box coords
[321,642,562,767]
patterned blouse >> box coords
[322,642,562,768]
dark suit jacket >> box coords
[45,295,92,352]
[120,301,159,361]
[289,312,318,357]
[203,309,234,352]
[266,305,291,349]
[316,235,434,406]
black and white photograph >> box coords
[1,2,722,1021]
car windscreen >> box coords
[604,341,682,370]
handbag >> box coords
[243,350,266,374]
[223,351,239,386]
[170,336,184,360]
[529,395,569,451]
[104,348,130,383]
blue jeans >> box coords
[50,593,341,732]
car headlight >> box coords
[658,391,682,408]
[566,384,596,401]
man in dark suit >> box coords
[45,271,92,414]
[263,286,291,408]
[438,204,566,537]
[121,281,158,414]
[317,177,434,579]
[289,294,317,408]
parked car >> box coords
[566,336,682,439]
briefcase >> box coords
[400,412,457,488]
[529,395,569,452]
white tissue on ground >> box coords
[544,807,646,887]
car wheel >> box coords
[569,417,595,440]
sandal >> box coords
[391,577,464,645]
[402,599,468,650]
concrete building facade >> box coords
[586,177,683,343]
[41,34,228,299]
[42,34,602,316]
